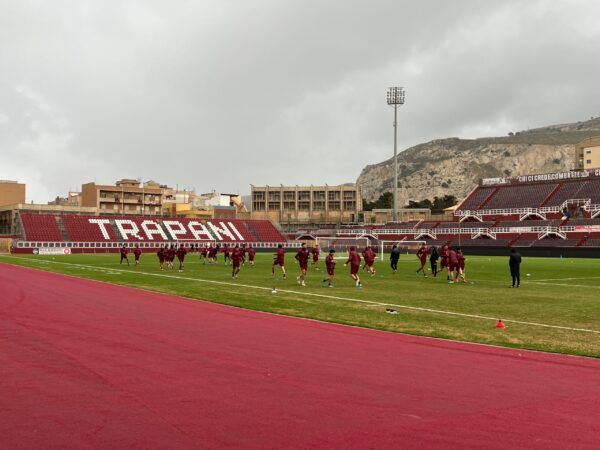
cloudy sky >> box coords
[1,0,600,203]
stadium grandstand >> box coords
[291,169,600,255]
[4,168,600,256]
[8,214,290,254]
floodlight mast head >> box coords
[387,87,405,105]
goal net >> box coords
[316,237,372,256]
[378,240,426,261]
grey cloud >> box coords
[1,0,599,202]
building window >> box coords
[313,201,325,211]
[587,160,592,164]
[298,191,310,201]
[313,191,325,201]
[268,202,280,210]
[268,192,280,202]
[586,150,592,154]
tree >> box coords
[362,192,394,211]
[405,195,457,214]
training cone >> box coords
[496,319,506,329]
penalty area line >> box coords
[5,256,600,335]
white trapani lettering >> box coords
[188,221,213,240]
[141,220,168,240]
[89,218,112,240]
[228,222,245,240]
[115,220,143,240]
[207,221,236,241]
[163,221,188,240]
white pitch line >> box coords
[4,256,600,335]
[528,281,600,289]
[532,276,600,282]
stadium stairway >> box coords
[540,183,563,207]
[111,222,124,242]
[477,187,500,210]
[244,222,261,241]
[55,216,70,242]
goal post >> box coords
[379,240,426,261]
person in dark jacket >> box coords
[429,246,439,277]
[509,248,522,288]
[390,245,400,274]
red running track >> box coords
[1,263,600,449]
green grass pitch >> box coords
[2,252,600,357]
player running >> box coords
[199,245,208,264]
[362,245,376,277]
[416,243,428,278]
[133,245,142,266]
[248,245,256,267]
[440,244,450,280]
[321,249,336,288]
[448,247,459,283]
[295,242,310,286]
[166,244,176,270]
[176,245,187,272]
[272,243,286,279]
[223,244,231,265]
[157,245,166,270]
[119,244,130,266]
[311,244,320,268]
[345,246,363,288]
[231,244,242,278]
[240,244,247,266]
[455,248,467,283]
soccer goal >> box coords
[378,240,426,261]
[316,237,372,255]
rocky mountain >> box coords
[357,117,600,206]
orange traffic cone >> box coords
[496,319,506,328]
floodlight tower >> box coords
[387,87,405,222]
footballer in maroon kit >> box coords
[119,244,130,266]
[440,244,450,280]
[176,245,187,272]
[295,243,310,286]
[240,244,247,266]
[157,245,166,271]
[311,244,320,268]
[248,245,256,267]
[455,248,467,283]
[231,244,242,278]
[345,246,363,288]
[448,247,459,283]
[133,245,142,266]
[166,245,176,270]
[321,249,336,288]
[199,246,208,264]
[223,244,231,265]
[361,245,376,277]
[416,243,429,278]
[272,244,286,279]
